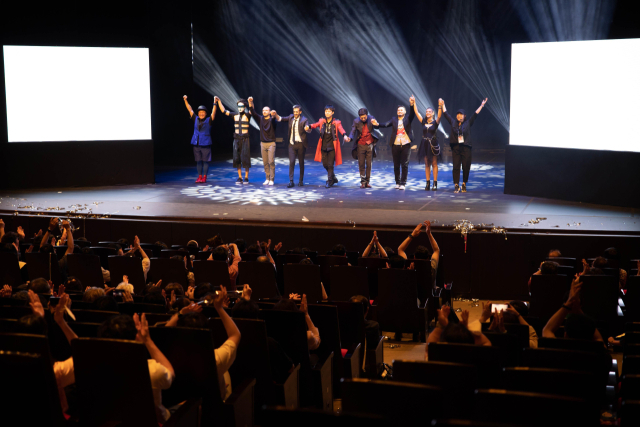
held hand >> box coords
[438,98,444,106]
[271,110,277,117]
[213,285,228,310]
[248,96,254,103]
[344,136,351,142]
[371,119,379,126]
[214,96,219,103]
[409,95,415,106]
[304,125,310,132]
[134,313,151,344]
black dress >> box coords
[417,119,442,163]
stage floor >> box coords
[1,154,638,233]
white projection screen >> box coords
[510,38,640,153]
[3,46,151,142]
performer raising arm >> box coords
[247,97,279,186]
[216,97,253,184]
[441,97,488,193]
[184,95,217,183]
[305,105,347,188]
[413,98,442,191]
[377,96,416,190]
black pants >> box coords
[321,149,336,181]
[288,142,306,182]
[451,144,472,185]
[232,135,251,169]
[392,144,411,185]
[357,144,373,184]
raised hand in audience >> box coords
[289,293,301,300]
[300,294,308,314]
[1,285,12,298]
[213,285,229,310]
[122,290,134,303]
[58,284,65,296]
[274,242,283,252]
[488,310,505,333]
[186,285,195,300]
[437,305,450,329]
[479,301,492,323]
[461,309,470,328]
[104,285,115,294]
[242,284,252,301]
[134,313,175,378]
[152,280,162,290]
[17,226,25,240]
[28,290,45,318]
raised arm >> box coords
[214,286,241,347]
[62,220,74,256]
[436,100,443,124]
[398,223,423,260]
[362,231,378,257]
[211,97,218,120]
[425,221,440,264]
[184,95,194,118]
[134,313,175,379]
[216,97,229,115]
[476,98,488,115]
[408,95,416,123]
[53,294,77,344]
[440,99,453,125]
[413,99,423,123]
[41,217,59,248]
[542,276,581,338]
[300,295,320,350]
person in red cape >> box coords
[305,104,347,188]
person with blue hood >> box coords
[183,95,217,183]
[441,97,488,193]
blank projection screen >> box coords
[3,46,151,142]
[510,38,640,153]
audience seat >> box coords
[501,367,601,404]
[580,275,621,331]
[0,252,24,288]
[427,342,503,388]
[316,255,349,297]
[107,255,147,293]
[521,347,611,388]
[237,261,280,299]
[70,309,119,323]
[117,302,167,315]
[66,253,104,288]
[393,360,476,418]
[0,305,32,320]
[192,260,231,288]
[482,332,521,366]
[528,274,571,325]
[357,257,388,299]
[625,276,640,322]
[329,265,369,301]
[341,378,444,423]
[283,264,324,303]
[25,252,64,286]
[72,337,200,427]
[146,258,188,288]
[377,269,426,340]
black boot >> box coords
[433,181,438,191]
[425,180,431,191]
[287,181,295,188]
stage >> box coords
[1,150,637,234]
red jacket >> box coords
[309,118,346,166]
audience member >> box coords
[208,243,241,290]
[547,249,562,258]
[362,231,388,258]
[349,295,380,349]
[98,313,175,422]
[274,294,321,350]
[426,305,491,358]
[398,220,440,291]
[83,287,106,303]
[479,300,538,348]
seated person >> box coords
[349,295,380,349]
[291,258,328,300]
[528,260,559,288]
[274,295,321,350]
[166,286,240,401]
[542,276,605,346]
[98,314,175,422]
[426,305,491,359]
[478,300,538,348]
[208,243,241,290]
[362,231,388,258]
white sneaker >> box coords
[395,184,400,189]
[268,181,274,186]
[263,180,269,185]
[399,185,405,190]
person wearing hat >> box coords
[183,95,217,183]
[345,108,380,188]
[376,96,417,190]
[216,97,252,184]
[305,105,348,188]
[412,97,443,191]
[441,97,488,193]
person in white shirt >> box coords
[377,96,417,190]
[278,105,312,188]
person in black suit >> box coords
[278,105,311,188]
[345,108,380,188]
[377,96,417,190]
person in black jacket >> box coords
[377,96,417,190]
[412,99,442,191]
[345,108,380,188]
[441,97,488,193]
[278,105,311,188]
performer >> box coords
[377,96,416,190]
[441,97,488,193]
[413,99,442,191]
[305,105,347,188]
[345,108,380,188]
[183,95,216,183]
[216,97,252,184]
[247,97,278,186]
[279,105,311,188]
